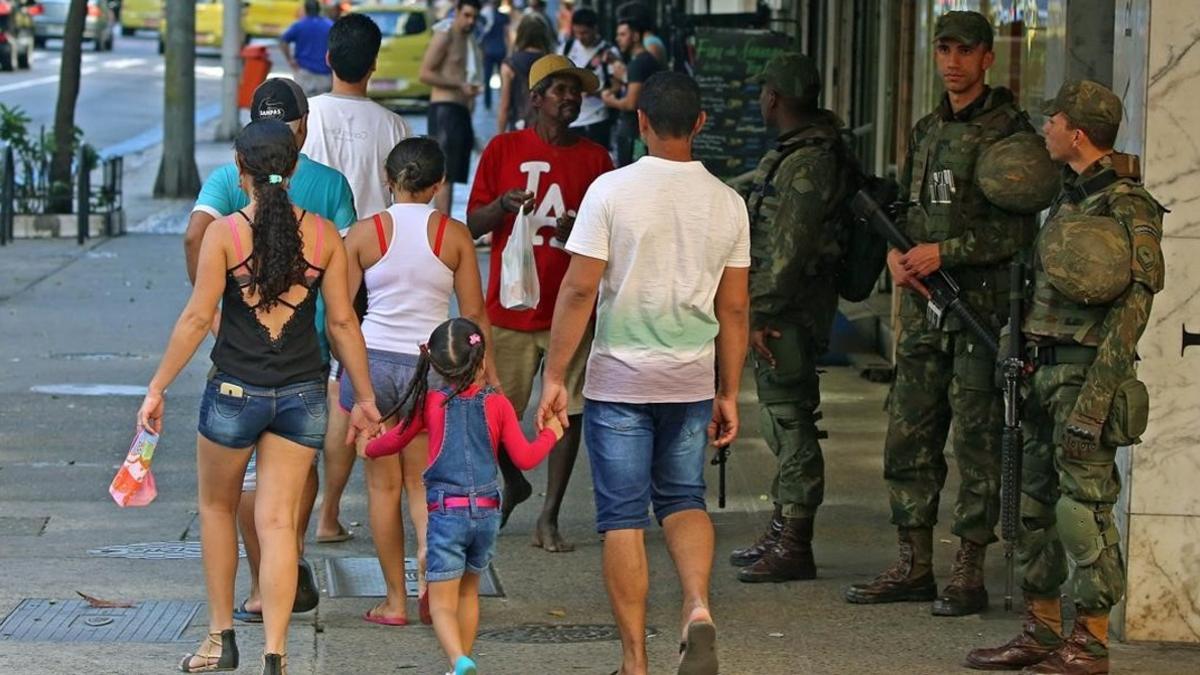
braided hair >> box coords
[389,318,488,430]
[234,119,305,311]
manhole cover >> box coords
[88,542,245,560]
[325,557,503,598]
[477,623,658,644]
[0,517,49,536]
[0,599,200,643]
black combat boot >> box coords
[932,538,989,616]
[737,516,815,582]
[844,527,936,603]
[729,504,783,567]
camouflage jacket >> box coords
[898,86,1038,330]
[1038,154,1165,424]
[746,110,850,338]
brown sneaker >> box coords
[736,516,815,582]
[729,504,783,567]
[932,538,989,616]
[964,595,1063,670]
[1023,612,1109,674]
[844,527,936,603]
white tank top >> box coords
[360,203,455,355]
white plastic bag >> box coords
[499,208,540,310]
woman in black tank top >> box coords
[135,120,381,675]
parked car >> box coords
[242,0,303,38]
[31,0,115,52]
[157,0,221,54]
[119,0,160,36]
[0,0,36,70]
[353,2,431,100]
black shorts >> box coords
[428,102,474,184]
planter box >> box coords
[12,210,125,239]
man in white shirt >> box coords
[302,13,412,543]
[538,72,750,675]
[560,6,620,149]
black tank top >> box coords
[210,211,327,387]
[506,50,543,130]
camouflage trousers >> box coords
[1019,363,1125,612]
[884,322,1002,545]
[754,323,824,519]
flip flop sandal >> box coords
[232,600,263,624]
[315,526,353,544]
[262,652,287,675]
[677,620,718,675]
[362,609,409,626]
[419,589,433,625]
[179,629,238,673]
[292,558,319,613]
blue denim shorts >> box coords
[338,349,423,418]
[425,493,502,582]
[198,371,328,450]
[583,398,712,532]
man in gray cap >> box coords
[844,10,1038,616]
[728,52,854,583]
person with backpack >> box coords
[728,53,862,584]
[560,6,620,149]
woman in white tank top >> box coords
[336,138,498,625]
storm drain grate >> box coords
[88,541,245,560]
[0,517,50,536]
[477,624,659,644]
[0,599,200,643]
[325,557,504,598]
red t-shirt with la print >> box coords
[468,128,614,332]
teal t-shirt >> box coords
[194,153,358,363]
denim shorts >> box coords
[198,371,328,450]
[338,349,422,418]
[425,494,502,582]
[583,398,712,532]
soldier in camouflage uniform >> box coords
[729,53,854,583]
[966,80,1165,675]
[844,11,1039,615]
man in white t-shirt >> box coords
[538,72,750,675]
[560,6,620,149]
[303,13,412,543]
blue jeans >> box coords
[425,493,502,582]
[198,371,328,450]
[583,398,712,532]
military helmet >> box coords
[975,132,1061,214]
[1038,214,1131,305]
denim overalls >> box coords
[423,387,504,582]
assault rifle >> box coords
[999,260,1025,611]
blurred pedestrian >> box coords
[478,0,511,110]
[420,0,484,216]
[560,6,620,149]
[139,119,380,675]
[467,54,613,551]
[302,13,414,545]
[602,12,662,166]
[281,0,334,96]
[341,137,499,627]
[497,15,553,133]
[538,72,749,675]
[363,318,563,675]
[618,1,665,64]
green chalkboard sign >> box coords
[692,28,795,179]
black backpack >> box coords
[751,134,893,302]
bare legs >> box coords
[429,573,481,667]
[364,431,429,621]
[531,416,582,552]
[237,463,318,613]
[317,381,354,539]
[195,435,254,655]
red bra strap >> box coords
[433,213,450,257]
[373,213,388,255]
[227,216,245,262]
[313,216,326,264]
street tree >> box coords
[215,0,244,141]
[48,0,87,213]
[154,0,201,197]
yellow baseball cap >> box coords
[528,54,600,94]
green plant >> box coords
[0,103,99,214]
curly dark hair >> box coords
[385,137,445,195]
[389,318,487,428]
[234,119,305,311]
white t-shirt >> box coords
[301,93,412,218]
[561,38,619,129]
[566,156,751,403]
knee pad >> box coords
[1055,495,1118,567]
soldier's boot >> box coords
[844,527,936,603]
[736,516,815,582]
[964,594,1064,670]
[729,504,783,567]
[932,538,989,616]
[1022,611,1109,674]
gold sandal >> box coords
[178,629,238,673]
[262,652,287,675]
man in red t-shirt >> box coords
[467,54,613,552]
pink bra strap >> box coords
[312,217,326,265]
[227,216,245,262]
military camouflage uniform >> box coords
[887,86,1038,545]
[747,110,850,519]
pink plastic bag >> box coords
[109,428,159,507]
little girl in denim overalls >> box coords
[362,317,562,675]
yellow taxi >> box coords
[353,2,433,99]
[119,0,162,36]
[158,0,223,53]
[242,0,304,38]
